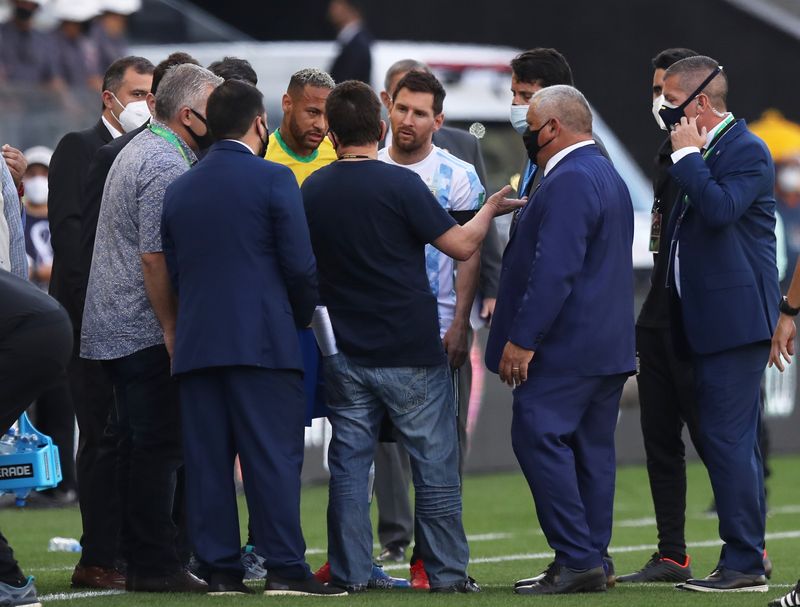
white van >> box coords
[131,40,655,273]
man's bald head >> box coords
[664,55,727,111]
[529,85,592,135]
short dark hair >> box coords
[664,55,728,109]
[208,56,258,86]
[207,79,265,141]
[102,55,154,94]
[651,47,700,71]
[510,48,573,87]
[392,70,445,115]
[151,52,200,95]
[326,80,382,147]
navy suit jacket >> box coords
[666,119,779,355]
[485,144,636,377]
[162,140,318,375]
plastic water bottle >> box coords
[48,538,82,552]
[0,429,16,455]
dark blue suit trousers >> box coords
[179,367,311,580]
[692,342,769,574]
[511,374,627,570]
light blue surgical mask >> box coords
[509,104,529,135]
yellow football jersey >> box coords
[265,129,337,186]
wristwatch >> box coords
[779,296,800,317]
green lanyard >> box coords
[701,113,735,160]
[148,123,192,167]
[681,114,735,207]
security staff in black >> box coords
[616,48,701,585]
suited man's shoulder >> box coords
[434,126,479,154]
[736,125,772,160]
[54,120,113,162]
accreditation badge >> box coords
[649,210,662,253]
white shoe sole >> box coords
[678,582,769,593]
[207,591,250,596]
[263,590,349,597]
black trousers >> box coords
[0,272,72,583]
[103,344,182,577]
[635,325,701,560]
[70,353,124,568]
[32,377,77,493]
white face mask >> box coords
[24,175,48,205]
[778,166,800,194]
[509,104,529,135]
[112,94,151,133]
[652,94,668,131]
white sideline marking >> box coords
[30,529,800,600]
[39,590,123,601]
[616,517,657,528]
[380,529,800,571]
[370,531,513,550]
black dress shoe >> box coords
[515,561,554,588]
[430,577,481,593]
[207,573,253,595]
[377,545,406,563]
[517,560,615,589]
[514,563,606,595]
[126,568,208,593]
[679,567,767,592]
[264,575,348,596]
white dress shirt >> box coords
[101,115,123,140]
[543,139,596,177]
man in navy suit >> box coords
[657,56,779,593]
[161,80,345,598]
[485,85,635,595]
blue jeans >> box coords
[323,353,468,588]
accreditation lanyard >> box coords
[148,123,193,167]
[665,114,735,288]
[675,113,735,222]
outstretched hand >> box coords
[487,185,526,217]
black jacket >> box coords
[78,123,147,307]
[48,119,113,331]
[637,137,681,329]
[330,28,372,84]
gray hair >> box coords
[383,58,429,93]
[288,68,335,94]
[530,85,592,135]
[154,64,224,122]
[664,55,727,110]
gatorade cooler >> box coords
[0,412,62,506]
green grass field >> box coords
[3,455,799,606]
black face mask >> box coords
[188,108,214,151]
[522,120,554,164]
[257,120,270,158]
[14,6,35,21]
[658,65,723,130]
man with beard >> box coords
[265,68,337,186]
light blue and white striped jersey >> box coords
[379,144,485,337]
